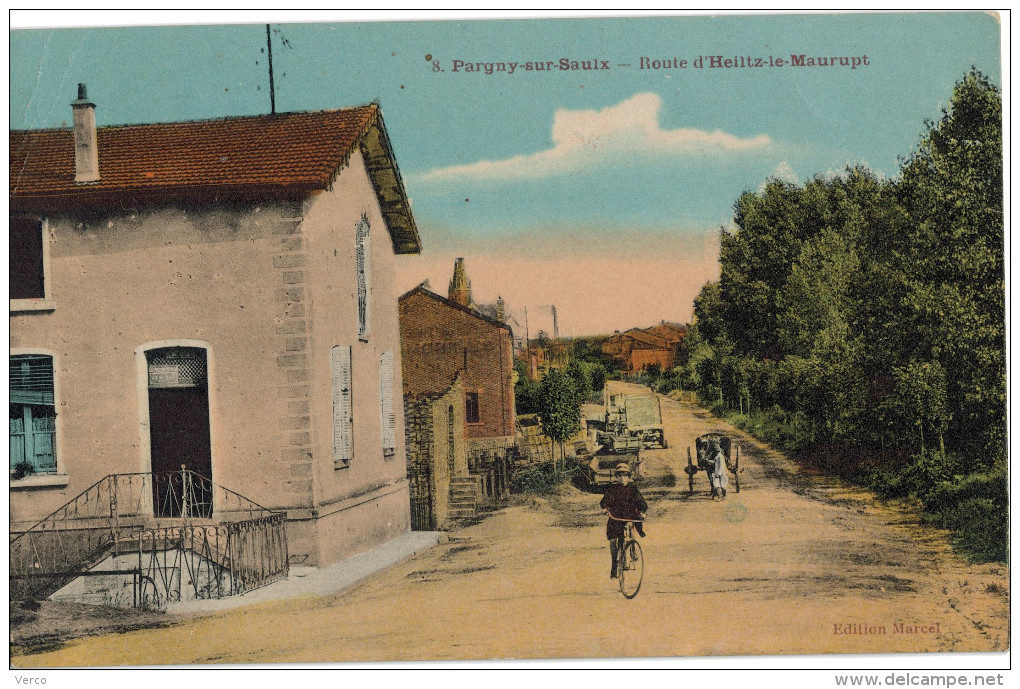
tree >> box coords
[571,337,612,368]
[566,359,593,404]
[588,362,607,395]
[721,179,828,358]
[692,281,725,345]
[538,368,581,465]
[883,360,950,456]
[895,68,1004,466]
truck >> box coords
[621,394,667,449]
[595,393,666,450]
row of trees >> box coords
[678,70,1005,559]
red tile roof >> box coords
[12,107,373,198]
[644,322,688,344]
[10,105,420,252]
[623,329,671,348]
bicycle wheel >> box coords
[618,539,643,599]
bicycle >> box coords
[608,512,644,599]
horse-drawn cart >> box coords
[685,433,741,496]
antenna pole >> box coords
[266,24,276,114]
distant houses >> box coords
[602,322,688,372]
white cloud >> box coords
[415,92,772,182]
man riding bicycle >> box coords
[600,462,648,579]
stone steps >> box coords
[447,476,481,519]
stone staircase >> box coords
[448,476,482,519]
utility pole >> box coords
[266,24,276,114]
[524,306,532,377]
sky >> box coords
[9,11,1004,336]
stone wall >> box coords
[403,377,465,530]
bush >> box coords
[925,497,1008,563]
[856,460,1007,562]
[714,405,817,453]
[920,467,1007,512]
[855,465,909,500]
[510,463,575,495]
[515,375,542,415]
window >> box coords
[465,392,480,424]
[10,216,52,310]
[10,354,56,475]
[331,346,353,467]
[356,214,371,341]
[378,350,396,458]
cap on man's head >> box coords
[616,462,631,474]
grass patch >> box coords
[510,462,577,495]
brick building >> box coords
[10,85,420,566]
[602,322,688,372]
[399,280,516,450]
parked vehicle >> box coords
[586,449,641,486]
[623,395,667,449]
[596,394,667,450]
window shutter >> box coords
[379,350,396,453]
[9,354,56,472]
[331,346,353,466]
[10,355,54,405]
[356,214,371,340]
[10,216,44,300]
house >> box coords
[602,322,687,372]
[399,264,516,451]
[645,322,688,349]
[399,261,517,517]
[10,84,420,568]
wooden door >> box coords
[146,348,213,518]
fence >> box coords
[467,448,515,502]
[10,470,288,608]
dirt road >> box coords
[15,382,1009,665]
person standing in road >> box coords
[709,440,729,499]
[600,462,648,579]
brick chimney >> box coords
[71,83,100,183]
[448,257,472,307]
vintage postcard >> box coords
[8,10,1008,677]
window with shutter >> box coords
[10,354,57,474]
[10,217,44,300]
[10,216,53,312]
[331,346,354,467]
[379,350,396,457]
[356,214,371,341]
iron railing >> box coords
[10,469,288,608]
